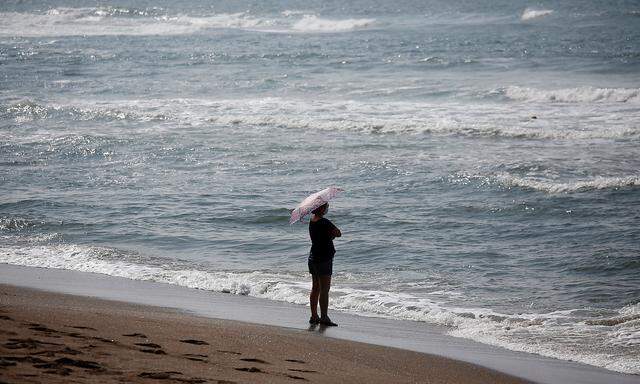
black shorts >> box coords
[308,259,333,276]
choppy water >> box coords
[1,0,639,375]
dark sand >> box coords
[0,284,532,383]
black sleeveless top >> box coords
[308,218,336,263]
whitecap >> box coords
[504,86,640,104]
[291,15,375,33]
[0,8,375,37]
[6,96,639,141]
[494,173,640,193]
[521,8,554,21]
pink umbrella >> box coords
[289,186,344,224]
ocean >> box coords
[1,0,639,375]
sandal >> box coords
[309,316,320,324]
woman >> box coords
[308,202,341,326]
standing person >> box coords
[308,203,341,326]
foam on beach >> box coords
[0,241,638,374]
[2,0,639,378]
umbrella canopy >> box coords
[289,186,343,224]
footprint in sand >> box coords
[289,368,317,373]
[29,325,59,333]
[138,371,207,383]
[179,339,209,345]
[32,346,82,357]
[63,332,87,339]
[235,366,263,373]
[1,356,47,365]
[183,353,208,362]
[33,357,104,376]
[123,332,147,338]
[239,358,270,364]
[67,325,97,331]
[138,371,182,379]
[43,367,73,376]
[4,338,62,349]
[217,350,241,355]
[134,342,166,355]
[135,342,162,349]
[92,336,116,344]
[60,347,82,355]
[0,358,17,367]
[140,349,167,355]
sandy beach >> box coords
[0,284,532,384]
[2,0,639,380]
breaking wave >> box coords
[504,86,640,103]
[0,217,46,231]
[0,242,638,374]
[0,7,375,37]
[5,97,639,141]
[291,15,375,33]
[495,174,640,193]
[3,100,168,123]
[521,8,554,21]
[450,172,640,193]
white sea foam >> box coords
[0,217,44,231]
[521,8,554,21]
[4,100,168,123]
[504,86,640,103]
[291,15,375,33]
[0,8,270,36]
[0,7,374,36]
[0,243,310,304]
[0,243,638,374]
[495,174,640,193]
[105,97,640,140]
[281,10,306,17]
[450,315,640,374]
[449,171,640,193]
[620,303,640,316]
[5,96,640,140]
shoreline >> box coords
[0,264,638,384]
[0,284,529,384]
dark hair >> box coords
[311,203,328,215]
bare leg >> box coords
[310,274,320,319]
[319,275,332,319]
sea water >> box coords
[1,0,639,375]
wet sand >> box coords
[0,284,531,383]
